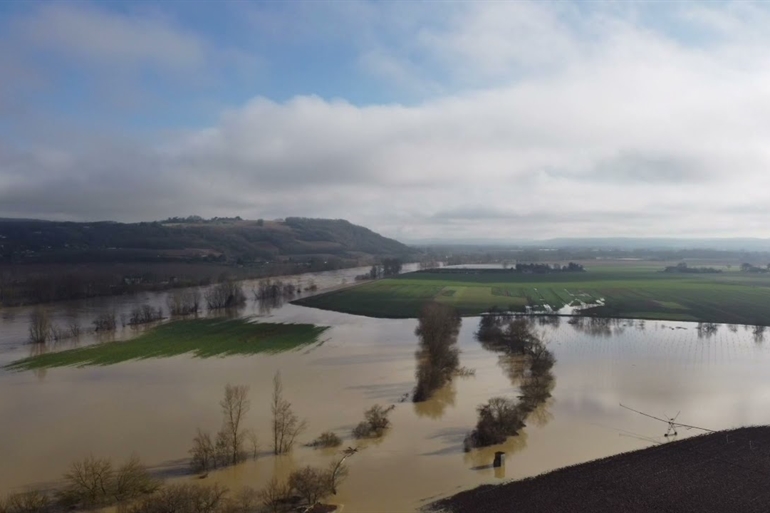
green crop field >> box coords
[294,265,770,325]
[6,318,328,371]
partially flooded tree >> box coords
[413,302,461,402]
[465,397,525,449]
[28,307,50,344]
[167,288,202,316]
[93,311,117,332]
[205,281,246,310]
[466,315,557,450]
[220,384,250,465]
[271,372,307,455]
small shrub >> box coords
[113,456,159,502]
[93,311,117,332]
[68,320,82,338]
[309,431,342,449]
[288,466,333,506]
[0,490,51,513]
[59,455,114,508]
[352,422,372,439]
[124,484,228,513]
[58,455,156,509]
[352,404,395,439]
[220,487,260,513]
[128,304,163,325]
[258,478,292,513]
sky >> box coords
[2,0,770,241]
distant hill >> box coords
[0,217,414,265]
[408,237,770,252]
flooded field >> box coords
[2,266,770,512]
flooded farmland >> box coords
[2,266,770,512]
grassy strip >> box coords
[6,318,328,370]
[294,266,770,325]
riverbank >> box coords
[295,265,770,325]
[430,426,770,513]
[5,318,328,370]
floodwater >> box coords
[2,266,770,512]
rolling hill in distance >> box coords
[0,216,414,265]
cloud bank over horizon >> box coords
[2,1,770,241]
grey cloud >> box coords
[549,152,712,184]
[15,3,205,70]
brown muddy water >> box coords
[2,266,770,511]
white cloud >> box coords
[3,1,770,241]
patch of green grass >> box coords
[294,266,770,325]
[6,318,328,371]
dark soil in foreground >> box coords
[431,427,770,513]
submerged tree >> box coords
[465,312,557,450]
[28,307,51,344]
[205,281,246,310]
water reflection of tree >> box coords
[753,325,765,344]
[413,381,457,419]
[258,295,285,316]
[568,316,627,337]
[464,429,529,472]
[412,303,462,403]
[27,341,48,381]
[696,322,720,339]
[465,312,556,450]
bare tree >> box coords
[69,319,82,338]
[93,311,117,332]
[287,467,332,506]
[59,455,156,509]
[28,307,50,344]
[205,281,246,310]
[245,430,259,460]
[271,372,307,454]
[124,484,228,513]
[1,490,51,512]
[168,288,202,316]
[190,429,216,473]
[60,456,114,508]
[221,384,250,465]
[258,477,291,513]
[112,456,159,502]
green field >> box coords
[294,266,770,325]
[6,318,328,371]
